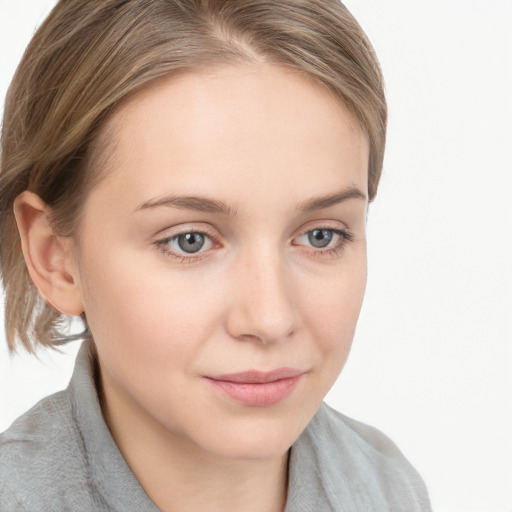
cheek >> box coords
[77,247,225,370]
[297,249,367,397]
[303,254,367,347]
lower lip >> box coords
[205,375,302,407]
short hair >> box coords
[0,0,386,353]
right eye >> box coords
[156,230,215,259]
[172,232,209,253]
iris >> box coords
[177,233,206,253]
[308,229,333,248]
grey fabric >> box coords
[0,342,432,511]
[286,407,432,511]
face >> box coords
[71,64,369,461]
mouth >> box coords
[204,368,305,407]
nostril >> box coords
[226,303,298,345]
[225,256,299,344]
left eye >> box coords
[167,232,213,254]
[297,228,343,249]
[307,229,334,248]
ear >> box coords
[13,191,84,316]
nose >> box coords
[225,247,299,345]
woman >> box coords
[0,1,431,510]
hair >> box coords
[0,0,386,353]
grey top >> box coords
[0,342,432,511]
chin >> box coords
[209,437,292,462]
[195,414,309,462]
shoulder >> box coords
[289,403,432,511]
[0,391,100,511]
[317,402,419,464]
[0,390,74,474]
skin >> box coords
[16,63,369,512]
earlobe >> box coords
[13,191,84,316]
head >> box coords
[0,0,385,460]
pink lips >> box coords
[204,368,304,407]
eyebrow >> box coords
[135,186,366,216]
[296,187,367,212]
[136,195,238,216]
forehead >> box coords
[90,63,369,211]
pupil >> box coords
[178,233,205,253]
[308,229,332,248]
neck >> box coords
[100,371,289,512]
[140,446,289,512]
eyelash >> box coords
[155,227,220,263]
[297,226,355,258]
[154,225,354,263]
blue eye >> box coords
[295,227,353,253]
[176,233,206,253]
[164,232,213,255]
[307,229,334,248]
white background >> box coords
[0,1,511,511]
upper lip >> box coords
[206,368,305,384]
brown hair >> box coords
[0,0,386,353]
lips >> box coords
[204,368,304,407]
